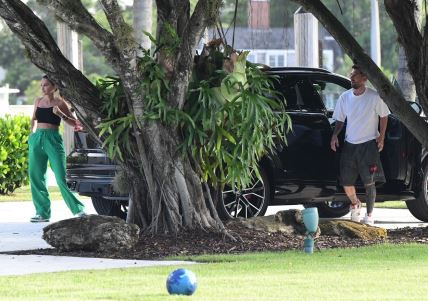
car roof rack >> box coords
[267,67,332,74]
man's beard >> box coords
[351,82,361,89]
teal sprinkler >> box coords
[302,207,319,253]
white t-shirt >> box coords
[332,87,390,144]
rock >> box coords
[228,209,319,236]
[319,220,387,240]
[229,215,296,235]
[43,215,140,252]
[274,209,303,225]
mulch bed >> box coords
[5,224,428,260]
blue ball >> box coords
[166,268,198,295]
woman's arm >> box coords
[53,99,78,127]
[30,98,40,132]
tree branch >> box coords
[37,0,124,73]
[100,0,138,55]
[168,0,222,109]
[290,0,428,149]
[384,0,427,108]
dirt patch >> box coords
[5,224,428,260]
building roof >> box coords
[207,26,333,50]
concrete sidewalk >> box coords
[0,200,193,276]
[0,199,97,252]
[0,255,194,276]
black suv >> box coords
[66,67,428,222]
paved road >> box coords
[266,205,426,229]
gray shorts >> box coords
[339,139,386,186]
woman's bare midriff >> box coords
[37,123,60,130]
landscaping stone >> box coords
[229,209,319,236]
[227,210,387,241]
[43,215,140,252]
[319,220,388,240]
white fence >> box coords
[8,105,33,117]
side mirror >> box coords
[409,101,422,115]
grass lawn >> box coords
[0,244,427,300]
[0,186,89,202]
[369,201,407,209]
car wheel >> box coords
[217,168,271,219]
[306,201,350,218]
[406,161,428,222]
[91,196,127,220]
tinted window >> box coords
[273,75,325,111]
[311,79,348,111]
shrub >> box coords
[0,114,31,194]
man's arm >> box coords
[377,116,388,151]
[330,121,344,152]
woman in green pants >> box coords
[28,75,86,222]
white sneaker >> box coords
[30,214,49,223]
[350,201,361,222]
[361,214,374,225]
[75,211,87,217]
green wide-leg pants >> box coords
[28,129,84,219]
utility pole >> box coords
[370,0,381,66]
[294,7,319,67]
[133,0,152,52]
[57,22,83,155]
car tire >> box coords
[217,167,271,219]
[306,201,350,218]
[406,161,428,222]
[91,196,127,220]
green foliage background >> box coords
[0,115,30,194]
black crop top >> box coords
[35,107,61,126]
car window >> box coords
[311,79,348,111]
[273,75,325,111]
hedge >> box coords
[0,114,31,194]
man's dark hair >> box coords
[352,64,366,76]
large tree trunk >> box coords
[290,0,428,150]
[0,0,225,234]
[128,121,222,233]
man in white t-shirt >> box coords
[330,65,390,225]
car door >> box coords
[307,74,351,182]
[275,73,339,184]
[379,107,422,190]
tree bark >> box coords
[290,0,428,150]
[384,0,427,111]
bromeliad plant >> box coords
[97,44,291,190]
[185,43,291,189]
